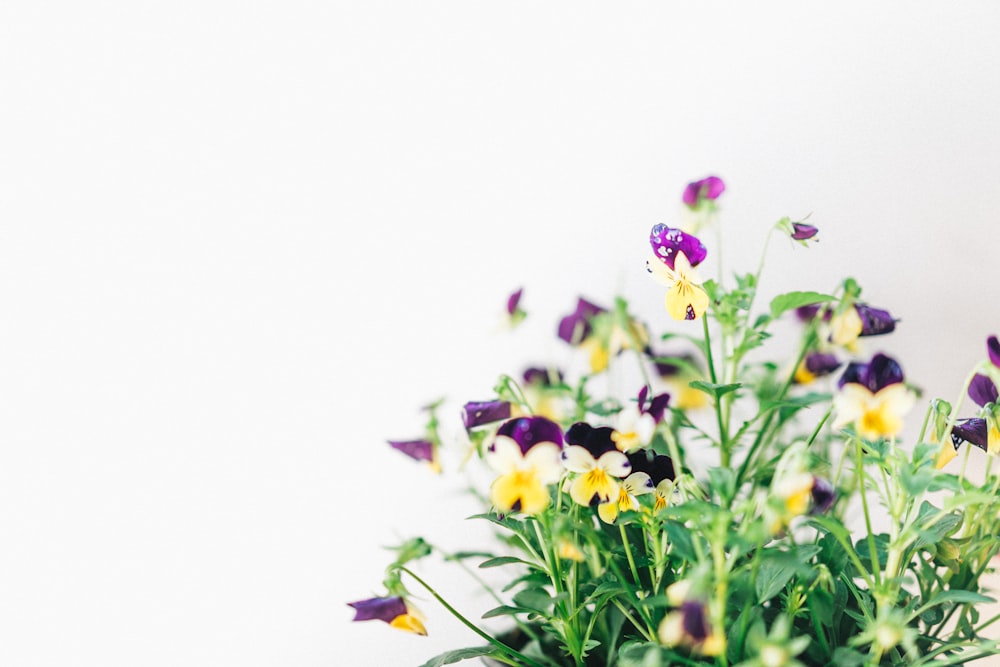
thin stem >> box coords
[855,436,883,591]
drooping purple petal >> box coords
[969,374,999,408]
[838,353,904,393]
[649,224,708,270]
[682,176,726,207]
[388,439,435,463]
[642,390,671,424]
[855,304,897,337]
[804,352,841,378]
[348,596,407,623]
[809,477,836,515]
[790,222,819,240]
[506,288,523,316]
[496,416,564,455]
[557,297,606,345]
[952,418,988,452]
[462,400,512,429]
[565,421,617,457]
[988,335,1000,369]
[523,366,563,386]
[627,450,675,484]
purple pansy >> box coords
[506,288,523,316]
[523,366,563,387]
[649,224,708,270]
[557,297,606,345]
[810,477,836,515]
[637,385,671,424]
[988,335,1000,369]
[388,439,435,464]
[952,418,989,452]
[682,176,726,207]
[969,374,999,408]
[462,400,512,430]
[854,303,897,337]
[805,352,842,377]
[347,596,426,635]
[565,422,618,458]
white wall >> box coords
[1,2,999,665]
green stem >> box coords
[701,316,730,466]
[397,566,550,667]
[855,437,882,592]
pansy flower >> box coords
[989,335,1000,369]
[793,352,842,385]
[941,373,1000,465]
[828,303,897,347]
[521,366,569,422]
[628,449,676,512]
[505,287,526,327]
[557,297,606,346]
[560,422,632,506]
[682,176,726,209]
[652,351,710,409]
[388,438,440,473]
[462,400,512,430]
[610,386,666,454]
[485,417,564,515]
[646,224,710,321]
[776,216,819,244]
[348,596,427,636]
[832,353,914,440]
[597,470,653,524]
[658,599,725,657]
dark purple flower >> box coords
[809,477,836,515]
[462,400,511,429]
[838,353,905,393]
[506,288,523,316]
[682,176,725,207]
[969,374,999,408]
[388,439,434,463]
[855,303,897,337]
[348,596,407,623]
[804,352,841,378]
[651,351,698,378]
[790,222,819,240]
[649,224,707,270]
[565,421,617,458]
[951,418,988,452]
[795,303,832,323]
[637,385,671,424]
[679,600,710,641]
[557,297,606,345]
[988,335,1000,369]
[494,416,564,455]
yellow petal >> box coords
[491,470,550,514]
[389,613,427,636]
[665,281,709,321]
[570,468,619,506]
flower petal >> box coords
[506,288,523,316]
[969,374,999,408]
[649,224,707,270]
[491,469,551,514]
[790,222,819,240]
[557,297,605,345]
[523,442,564,484]
[952,418,988,452]
[596,450,632,477]
[560,444,597,473]
[496,416,564,454]
[682,176,725,207]
[665,279,709,321]
[855,303,897,337]
[388,439,435,463]
[348,596,408,624]
[569,467,620,506]
[485,436,524,474]
[989,335,1000,369]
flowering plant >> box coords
[349,177,1000,667]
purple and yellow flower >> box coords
[560,422,632,506]
[462,400,512,430]
[829,303,897,347]
[794,352,842,385]
[940,373,1000,466]
[646,224,710,321]
[658,599,725,656]
[505,287,526,327]
[348,596,427,636]
[557,297,606,346]
[485,417,564,515]
[682,176,726,208]
[597,470,653,524]
[652,351,710,409]
[520,366,569,422]
[833,353,914,440]
[627,449,676,512]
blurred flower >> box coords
[557,297,606,346]
[659,599,725,656]
[388,439,440,473]
[989,335,1000,369]
[348,596,427,636]
[505,287,526,327]
[944,374,1000,461]
[829,303,897,347]
[833,353,914,440]
[646,224,710,321]
[794,352,842,385]
[485,417,564,515]
[561,422,632,506]
[682,176,726,208]
[628,449,676,512]
[652,351,710,409]
[462,400,511,430]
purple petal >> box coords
[649,224,707,270]
[646,392,671,424]
[627,450,675,484]
[680,600,710,641]
[637,385,649,408]
[952,418,988,452]
[565,421,617,457]
[988,335,1000,369]
[682,176,726,207]
[388,439,434,463]
[506,288,523,316]
[496,416,564,454]
[557,297,606,345]
[838,353,904,393]
[523,366,563,386]
[804,352,841,378]
[968,374,999,408]
[348,596,407,623]
[809,477,836,515]
[855,304,896,337]
[790,222,819,240]
[462,400,512,429]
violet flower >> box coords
[462,400,512,430]
[347,596,427,635]
[388,439,435,464]
[646,224,710,321]
[682,176,726,208]
[791,222,819,240]
[833,353,914,440]
[557,297,606,345]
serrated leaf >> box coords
[769,291,836,319]
[418,646,496,667]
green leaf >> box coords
[418,646,496,667]
[479,556,530,569]
[511,588,555,614]
[480,604,525,619]
[663,520,697,562]
[769,291,836,319]
[914,589,995,620]
[688,380,742,400]
[755,554,800,602]
[830,647,867,667]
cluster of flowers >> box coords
[348,176,1000,667]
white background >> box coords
[1,2,999,665]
